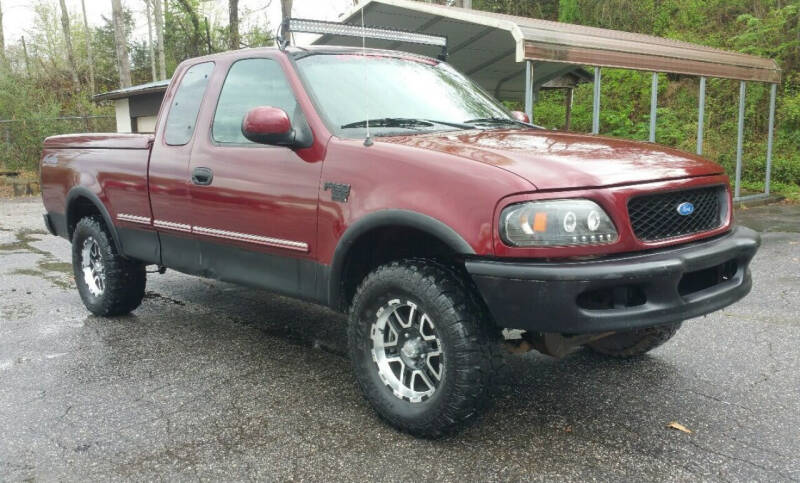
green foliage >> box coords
[527,0,800,195]
[0,0,275,173]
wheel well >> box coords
[67,196,102,239]
[338,226,464,311]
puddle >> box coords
[0,228,49,253]
[2,229,75,290]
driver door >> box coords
[187,56,323,296]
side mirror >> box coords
[241,106,296,146]
[511,111,530,123]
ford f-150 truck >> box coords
[41,42,760,437]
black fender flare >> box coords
[327,210,476,309]
[65,187,123,253]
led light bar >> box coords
[280,18,448,59]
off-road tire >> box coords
[347,259,503,438]
[585,323,682,358]
[72,216,146,316]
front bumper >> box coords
[466,226,760,333]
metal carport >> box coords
[314,0,782,201]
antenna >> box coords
[361,7,373,147]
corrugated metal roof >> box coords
[317,0,780,91]
[93,79,171,102]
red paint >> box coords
[242,106,292,139]
[186,52,325,258]
[40,46,735,269]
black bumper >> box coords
[466,226,760,333]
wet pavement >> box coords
[1,196,799,481]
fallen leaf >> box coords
[666,421,693,434]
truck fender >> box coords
[327,209,476,309]
[65,187,123,253]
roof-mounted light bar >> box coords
[278,18,448,60]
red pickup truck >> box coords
[41,44,759,437]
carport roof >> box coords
[314,0,781,97]
[93,79,171,102]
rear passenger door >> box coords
[187,56,323,297]
[149,61,214,273]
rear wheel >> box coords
[72,216,146,316]
[347,259,502,438]
[585,323,682,358]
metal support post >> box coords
[649,72,658,142]
[524,60,534,122]
[697,76,706,155]
[734,81,746,199]
[592,67,601,134]
[765,83,777,196]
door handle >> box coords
[192,167,214,186]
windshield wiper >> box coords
[463,117,526,127]
[341,118,475,130]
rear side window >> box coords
[212,58,298,144]
[164,62,214,146]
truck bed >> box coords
[40,133,154,244]
[43,133,153,150]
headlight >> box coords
[500,199,618,247]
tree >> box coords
[153,0,166,79]
[80,0,96,95]
[280,0,292,20]
[58,0,80,87]
[175,0,202,58]
[229,0,239,50]
[111,0,132,87]
[146,0,156,80]
[0,0,6,66]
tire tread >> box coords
[72,216,146,316]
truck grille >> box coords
[628,186,726,241]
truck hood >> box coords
[381,130,724,190]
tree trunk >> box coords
[280,0,293,20]
[228,0,239,50]
[0,0,6,66]
[111,0,132,88]
[21,36,31,77]
[204,17,212,54]
[175,0,201,58]
[80,0,95,95]
[59,0,81,87]
[146,0,156,80]
[153,0,166,79]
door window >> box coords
[212,58,299,144]
[164,61,214,146]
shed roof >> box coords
[93,79,171,102]
[314,0,780,96]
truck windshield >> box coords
[295,53,516,138]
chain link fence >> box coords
[1,115,115,173]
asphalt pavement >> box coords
[1,196,798,481]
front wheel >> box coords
[72,216,146,316]
[585,322,682,358]
[347,260,502,438]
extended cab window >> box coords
[213,58,299,144]
[164,61,214,146]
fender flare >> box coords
[65,187,123,253]
[327,210,476,309]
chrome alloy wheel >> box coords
[370,299,443,403]
[81,236,105,296]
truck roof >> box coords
[176,45,441,66]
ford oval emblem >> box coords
[677,202,695,216]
